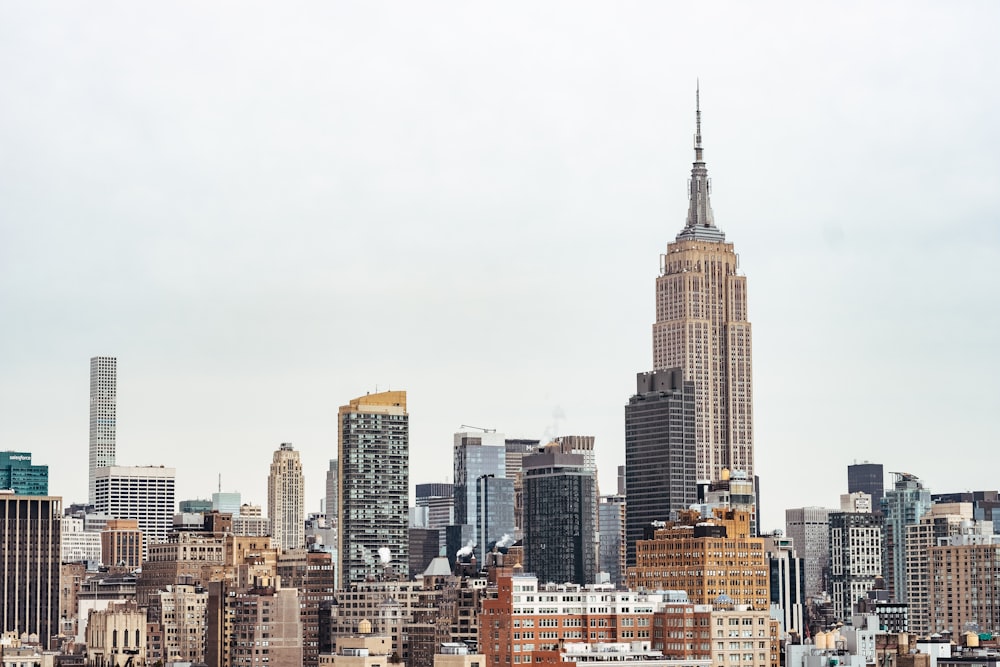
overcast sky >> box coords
[1,2,998,533]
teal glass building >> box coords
[0,451,48,496]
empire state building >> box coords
[652,90,754,483]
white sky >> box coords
[1,2,998,533]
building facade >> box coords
[883,473,932,602]
[268,442,305,551]
[628,509,769,609]
[338,390,409,586]
[94,465,176,561]
[454,430,507,554]
[847,462,884,509]
[598,494,626,588]
[625,368,697,566]
[784,507,832,602]
[89,356,117,505]
[764,533,805,640]
[476,474,515,552]
[827,511,884,621]
[651,94,753,484]
[0,495,62,649]
[904,503,973,635]
[523,450,596,585]
[326,458,338,524]
[0,451,48,496]
[928,526,1000,640]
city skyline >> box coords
[1,3,998,532]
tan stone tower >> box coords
[652,87,753,483]
[268,442,305,551]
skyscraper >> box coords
[325,458,337,525]
[652,91,753,483]
[337,390,409,586]
[476,474,515,551]
[827,510,884,621]
[624,368,696,566]
[268,443,305,551]
[784,506,832,601]
[453,430,506,552]
[94,465,176,561]
[0,450,48,495]
[89,355,117,505]
[883,472,932,602]
[0,495,63,649]
[848,462,885,509]
[523,447,596,585]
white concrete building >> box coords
[94,465,176,560]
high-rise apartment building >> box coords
[928,523,1000,641]
[624,368,696,566]
[651,92,753,484]
[764,533,805,639]
[94,465,175,561]
[338,390,409,586]
[848,462,884,509]
[268,443,305,551]
[89,356,117,505]
[904,502,972,635]
[883,472,932,602]
[827,511,884,621]
[0,495,62,649]
[523,448,596,585]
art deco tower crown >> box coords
[652,87,754,483]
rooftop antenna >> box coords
[218,474,221,493]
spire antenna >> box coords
[694,79,703,162]
[677,81,724,241]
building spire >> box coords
[677,82,724,241]
[695,79,703,163]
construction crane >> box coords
[459,424,496,433]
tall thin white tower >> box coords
[89,356,117,505]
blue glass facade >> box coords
[0,451,48,496]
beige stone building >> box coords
[268,443,305,551]
[928,525,1000,640]
[319,621,403,667]
[627,509,769,609]
[652,91,753,483]
[101,518,143,569]
[708,608,779,667]
[147,583,208,664]
[85,600,147,667]
[904,502,972,635]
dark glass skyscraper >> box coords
[624,368,696,566]
[453,430,506,552]
[523,449,595,585]
[476,474,515,551]
[0,495,62,649]
[848,461,885,507]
